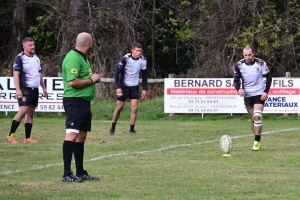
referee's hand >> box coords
[90,74,101,83]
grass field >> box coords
[0,115,300,200]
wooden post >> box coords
[168,73,176,117]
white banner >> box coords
[164,78,300,114]
[0,77,64,112]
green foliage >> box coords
[27,14,57,60]
[231,0,300,75]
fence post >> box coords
[168,73,176,117]
[283,72,291,117]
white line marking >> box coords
[0,128,299,176]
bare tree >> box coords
[9,0,27,62]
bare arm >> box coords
[68,74,101,88]
[39,72,48,97]
[13,71,22,97]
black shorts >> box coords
[117,85,139,102]
[244,95,265,109]
[17,87,39,107]
[63,97,92,132]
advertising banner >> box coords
[164,78,300,114]
[0,77,64,112]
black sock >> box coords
[63,140,75,175]
[130,124,135,132]
[74,142,85,176]
[9,120,20,135]
[111,123,116,130]
[24,123,33,139]
[255,135,261,142]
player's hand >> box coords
[43,89,48,98]
[116,88,123,97]
[261,92,268,101]
[141,90,147,99]
[238,89,245,97]
[16,89,22,98]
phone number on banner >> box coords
[36,103,65,112]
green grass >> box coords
[1,98,300,199]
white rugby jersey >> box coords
[115,53,147,87]
[234,57,270,97]
[13,52,41,88]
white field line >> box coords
[0,128,299,176]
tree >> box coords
[0,0,299,81]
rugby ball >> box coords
[220,134,232,154]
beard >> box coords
[86,46,92,55]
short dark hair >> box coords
[132,42,142,49]
[22,37,34,44]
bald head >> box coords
[75,32,93,55]
[76,32,92,45]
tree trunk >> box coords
[57,0,88,63]
[151,0,156,77]
[9,0,27,65]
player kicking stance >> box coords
[234,45,272,151]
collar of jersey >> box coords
[22,52,35,57]
[72,48,87,61]
[244,58,256,65]
[130,54,141,60]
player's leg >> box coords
[251,95,265,151]
[23,105,37,143]
[108,100,125,135]
[6,95,29,144]
[252,103,264,151]
[129,99,139,134]
[109,86,128,135]
[112,100,125,123]
[128,86,140,135]
[253,104,264,135]
[244,96,255,135]
[246,107,254,135]
[23,88,39,143]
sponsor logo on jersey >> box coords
[13,63,19,70]
[70,69,78,74]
